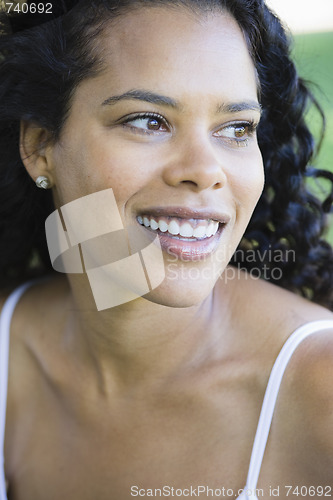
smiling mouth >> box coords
[137,215,221,240]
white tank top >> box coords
[1,282,333,500]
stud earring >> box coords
[36,176,52,189]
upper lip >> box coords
[136,206,231,225]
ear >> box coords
[20,120,56,187]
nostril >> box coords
[180,180,199,185]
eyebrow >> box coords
[218,101,262,115]
[101,90,180,108]
[101,89,262,115]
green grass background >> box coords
[292,31,333,243]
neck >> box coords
[61,273,235,392]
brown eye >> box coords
[213,121,256,147]
[123,114,169,133]
[234,126,246,138]
[147,118,162,130]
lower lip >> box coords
[138,223,225,261]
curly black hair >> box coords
[0,0,332,307]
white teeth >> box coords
[158,220,169,232]
[150,218,159,230]
[193,225,206,238]
[213,221,219,234]
[206,222,216,238]
[179,222,194,238]
[137,215,221,239]
[168,220,180,236]
[207,221,219,237]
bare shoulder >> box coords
[3,276,70,480]
[239,273,333,417]
[243,276,333,479]
[232,266,333,324]
[5,276,71,389]
[245,274,333,480]
[274,327,333,481]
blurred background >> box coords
[266,0,333,242]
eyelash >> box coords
[213,120,257,147]
[119,112,258,146]
[121,112,169,135]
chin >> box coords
[141,264,223,308]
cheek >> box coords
[53,133,153,208]
[87,142,156,207]
[232,151,264,204]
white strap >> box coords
[0,282,34,500]
[245,319,333,490]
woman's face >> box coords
[48,6,264,307]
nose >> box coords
[162,134,227,192]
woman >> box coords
[0,0,332,498]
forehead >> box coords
[74,6,258,109]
